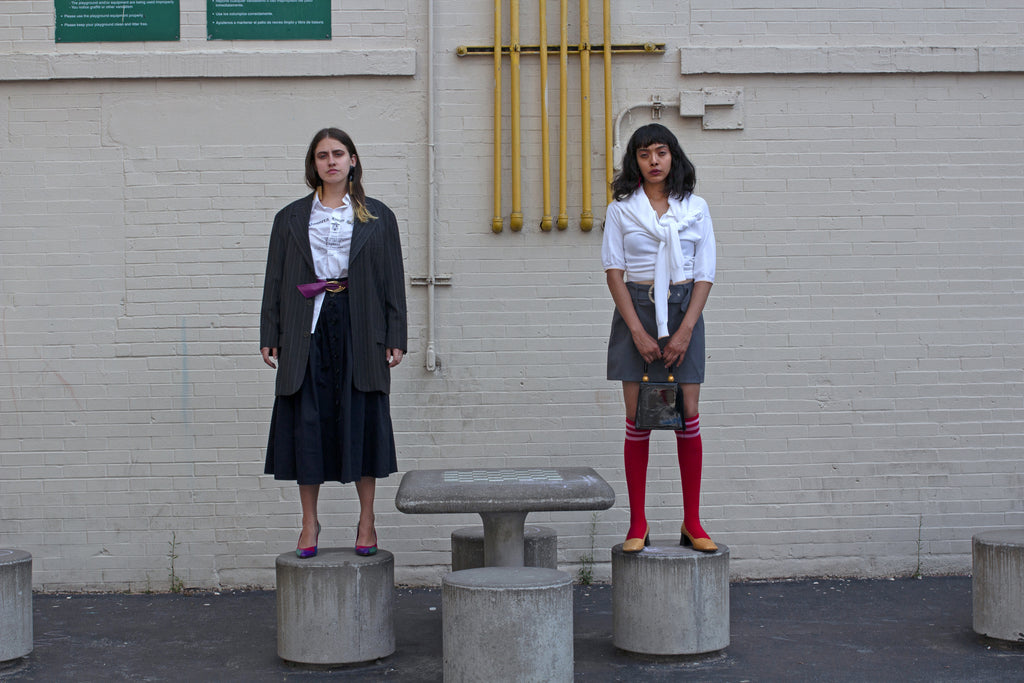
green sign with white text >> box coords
[55,0,180,43]
[207,0,331,40]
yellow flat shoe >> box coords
[680,525,718,553]
[623,526,650,553]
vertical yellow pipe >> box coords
[538,0,552,231]
[578,0,593,231]
[603,0,613,207]
[510,0,523,231]
[557,0,568,230]
[492,0,503,233]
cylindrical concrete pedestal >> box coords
[443,567,573,683]
[451,525,558,571]
[276,548,395,665]
[612,543,730,655]
[972,528,1024,642]
[0,549,32,662]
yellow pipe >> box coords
[510,0,523,231]
[492,0,503,233]
[557,0,569,230]
[579,0,593,231]
[603,0,613,207]
[538,0,552,231]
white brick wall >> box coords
[1,1,1021,589]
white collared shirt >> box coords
[601,191,716,284]
[307,193,354,332]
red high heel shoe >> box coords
[296,521,321,559]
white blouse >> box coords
[602,189,716,337]
[601,190,716,284]
[307,193,354,332]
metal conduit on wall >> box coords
[558,0,570,230]
[602,0,613,207]
[463,2,664,232]
[491,0,503,233]
[578,0,593,231]
[538,0,553,231]
[509,0,524,231]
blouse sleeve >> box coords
[691,197,717,284]
[601,202,626,271]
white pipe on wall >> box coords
[425,0,438,371]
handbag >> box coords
[634,364,683,430]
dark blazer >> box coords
[260,193,408,396]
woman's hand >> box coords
[387,348,404,368]
[631,328,663,365]
[662,325,692,368]
[261,347,278,369]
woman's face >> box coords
[636,142,672,187]
[314,137,355,189]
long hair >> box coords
[304,127,376,222]
[610,123,696,202]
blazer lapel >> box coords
[288,193,316,273]
[349,214,378,263]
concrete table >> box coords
[395,467,615,567]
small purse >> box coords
[634,364,683,430]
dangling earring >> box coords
[348,166,355,182]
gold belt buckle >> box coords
[648,284,656,304]
[325,280,347,293]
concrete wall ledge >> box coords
[0,49,417,82]
[680,45,1024,74]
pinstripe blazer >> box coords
[260,193,408,396]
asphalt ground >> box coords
[3,575,1023,681]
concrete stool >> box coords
[612,543,730,655]
[443,567,573,683]
[451,525,558,571]
[0,549,32,662]
[972,528,1024,642]
[276,548,395,665]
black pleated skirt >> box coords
[265,290,398,485]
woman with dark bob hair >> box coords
[601,123,718,554]
[260,127,407,558]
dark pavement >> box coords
[3,576,1023,681]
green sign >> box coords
[55,0,180,43]
[207,0,331,40]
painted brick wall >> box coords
[1,0,1021,589]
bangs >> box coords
[629,124,677,152]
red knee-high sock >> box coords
[624,418,651,540]
[676,414,709,540]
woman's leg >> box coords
[621,382,652,549]
[676,383,716,550]
[298,484,321,549]
[354,477,377,548]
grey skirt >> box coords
[607,281,706,384]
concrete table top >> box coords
[395,467,615,567]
